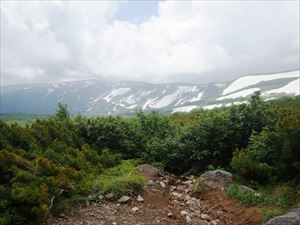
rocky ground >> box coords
[44,165,263,225]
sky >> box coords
[1,0,299,86]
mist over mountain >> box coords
[1,70,299,115]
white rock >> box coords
[183,180,193,185]
[167,212,173,217]
[132,207,139,212]
[117,195,130,203]
[170,186,176,192]
[181,210,188,216]
[211,220,217,225]
[137,195,144,202]
[171,191,183,199]
[160,181,166,188]
[186,215,192,223]
[201,213,210,220]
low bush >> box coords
[94,160,145,197]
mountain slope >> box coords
[1,70,299,115]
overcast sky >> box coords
[1,1,299,86]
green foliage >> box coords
[1,95,300,224]
[94,160,145,197]
[54,103,70,121]
[0,106,125,225]
[226,184,260,205]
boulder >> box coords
[198,170,233,191]
[264,209,300,225]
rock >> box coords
[183,180,193,185]
[132,207,139,212]
[167,212,173,217]
[117,195,130,203]
[200,213,210,220]
[112,222,117,225]
[170,185,176,192]
[199,170,233,191]
[160,181,166,188]
[181,210,188,216]
[186,215,192,223]
[98,195,104,200]
[211,220,218,225]
[264,208,300,225]
[147,180,155,186]
[105,193,114,200]
[137,195,144,202]
[171,191,183,199]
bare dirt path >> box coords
[44,165,263,225]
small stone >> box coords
[160,181,166,188]
[171,191,183,199]
[200,213,210,220]
[186,215,192,223]
[183,180,193,185]
[167,212,173,217]
[170,186,176,192]
[98,195,104,200]
[105,193,114,200]
[117,195,130,203]
[137,195,144,202]
[112,222,117,225]
[180,210,188,216]
[211,220,217,225]
[132,207,139,212]
[147,180,155,186]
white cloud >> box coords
[1,1,299,86]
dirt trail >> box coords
[44,165,263,225]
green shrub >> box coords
[226,184,260,205]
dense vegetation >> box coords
[1,93,300,224]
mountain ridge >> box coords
[1,70,299,115]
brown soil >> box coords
[43,166,263,225]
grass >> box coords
[226,184,261,205]
[226,182,300,222]
[93,160,146,197]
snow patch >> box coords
[172,105,198,113]
[142,98,158,110]
[124,104,137,109]
[150,86,197,109]
[103,88,131,102]
[190,92,203,102]
[203,104,224,110]
[223,70,299,95]
[217,88,260,100]
[121,95,137,104]
[263,78,300,95]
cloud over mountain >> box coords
[1,1,299,86]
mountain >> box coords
[1,70,299,115]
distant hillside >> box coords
[1,70,299,115]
